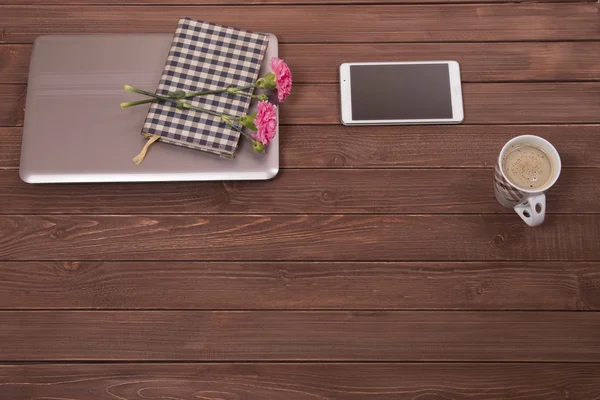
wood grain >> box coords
[280,83,600,125]
[0,215,599,261]
[0,128,21,168]
[0,168,598,214]
[1,4,598,43]
[2,363,600,400]
[3,125,599,169]
[0,85,25,127]
[1,311,599,361]
[281,125,600,168]
[4,42,600,85]
[1,261,598,310]
[1,0,599,390]
[286,41,600,83]
[0,45,30,84]
[4,83,600,127]
[7,0,593,4]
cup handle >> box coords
[514,194,546,227]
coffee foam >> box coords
[502,144,553,190]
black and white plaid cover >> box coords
[143,18,269,157]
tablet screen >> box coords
[350,63,453,121]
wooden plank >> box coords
[0,215,598,261]
[281,125,600,168]
[0,169,598,214]
[6,0,593,4]
[0,311,599,361]
[0,84,24,126]
[1,261,598,310]
[0,45,30,84]
[3,125,599,169]
[462,83,600,124]
[280,83,600,125]
[1,4,598,43]
[0,128,20,168]
[4,42,600,84]
[288,41,600,83]
[4,83,600,127]
[2,363,600,400]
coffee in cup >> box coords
[501,144,553,191]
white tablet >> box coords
[340,61,464,125]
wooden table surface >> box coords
[1,0,600,399]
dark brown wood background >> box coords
[1,0,600,399]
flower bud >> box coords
[239,113,257,131]
[257,94,269,101]
[255,72,277,90]
[252,140,265,153]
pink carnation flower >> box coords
[251,101,277,146]
[270,57,292,102]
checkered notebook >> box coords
[142,18,269,158]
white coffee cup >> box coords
[494,135,561,227]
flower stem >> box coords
[123,85,221,117]
[232,91,267,101]
[222,115,252,140]
[122,85,249,137]
[121,84,256,107]
[186,84,254,98]
[120,99,157,108]
[122,85,174,108]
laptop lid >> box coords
[20,33,279,183]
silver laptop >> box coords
[20,34,279,183]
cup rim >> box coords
[498,135,562,194]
